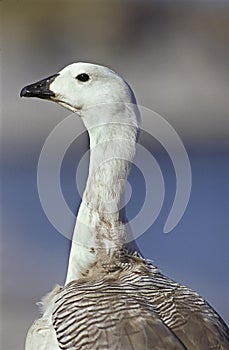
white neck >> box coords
[65,104,139,284]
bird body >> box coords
[25,252,229,350]
[21,62,229,350]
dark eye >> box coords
[76,73,90,82]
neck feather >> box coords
[65,105,139,283]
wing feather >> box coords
[52,281,187,350]
[31,257,229,350]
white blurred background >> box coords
[1,1,229,349]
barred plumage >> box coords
[50,254,229,350]
[21,62,229,350]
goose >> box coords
[20,62,229,350]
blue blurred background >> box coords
[1,1,229,349]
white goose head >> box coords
[20,62,139,132]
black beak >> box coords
[20,74,59,99]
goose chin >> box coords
[56,100,80,113]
